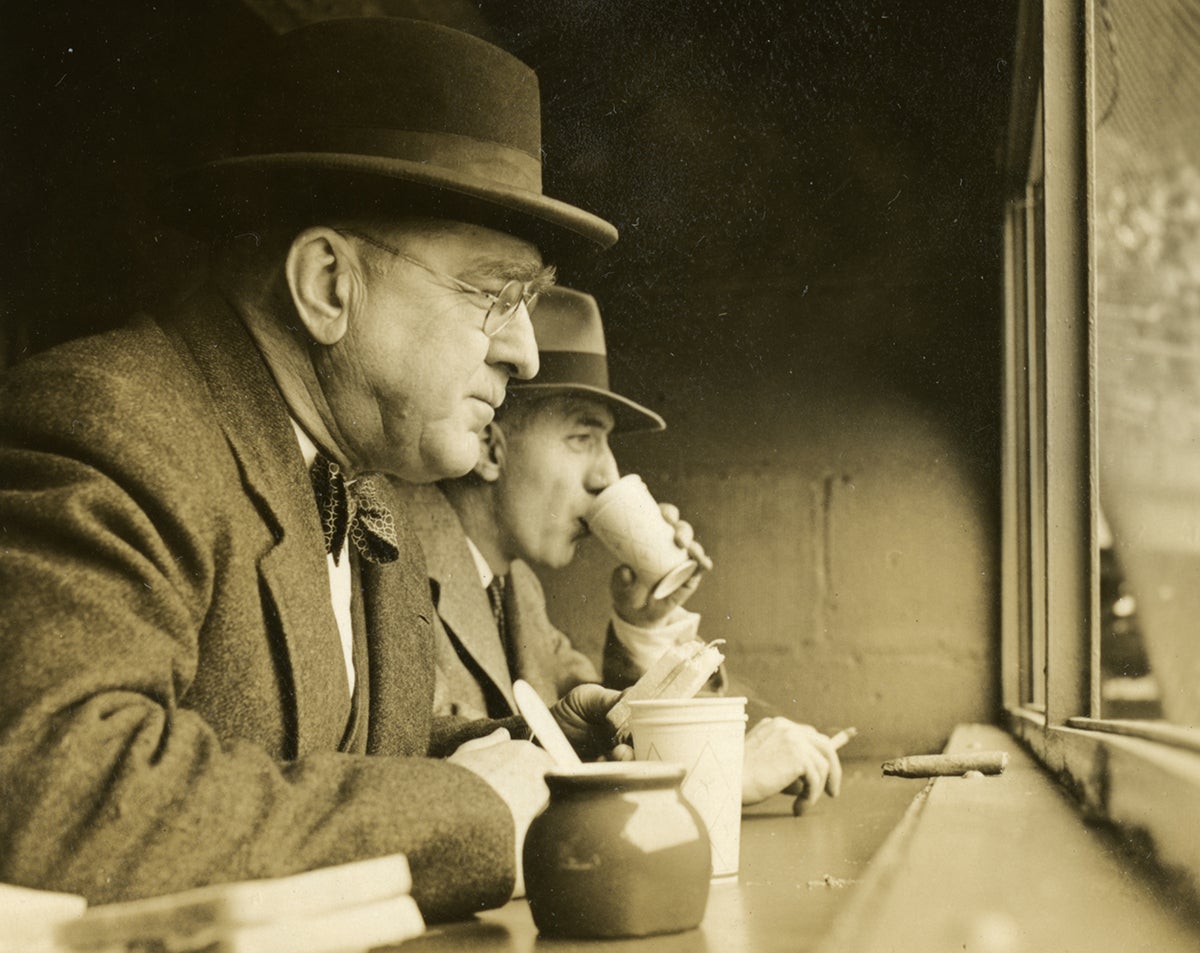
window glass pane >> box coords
[1094,0,1200,722]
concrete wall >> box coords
[540,353,997,759]
[496,1,1016,757]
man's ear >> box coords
[473,422,506,483]
[284,227,357,346]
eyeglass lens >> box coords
[483,281,539,337]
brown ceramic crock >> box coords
[523,762,711,938]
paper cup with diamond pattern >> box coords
[626,697,748,879]
[585,474,698,600]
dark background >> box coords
[2,1,1020,753]
[4,0,1014,434]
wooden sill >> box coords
[815,724,1200,953]
[1008,708,1200,910]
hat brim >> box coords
[159,153,619,259]
[508,383,666,434]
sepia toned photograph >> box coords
[1,1,1198,950]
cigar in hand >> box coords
[792,726,858,816]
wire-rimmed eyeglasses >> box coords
[335,228,540,337]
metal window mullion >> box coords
[1041,0,1096,725]
[1027,185,1048,709]
[1083,0,1101,721]
[1002,207,1024,711]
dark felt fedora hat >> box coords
[510,287,665,434]
[161,18,618,256]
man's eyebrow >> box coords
[574,411,615,431]
[463,256,557,293]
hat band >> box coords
[242,126,543,194]
[529,350,610,390]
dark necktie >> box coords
[486,574,518,676]
[486,575,507,643]
[310,454,399,565]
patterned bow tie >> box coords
[310,455,399,565]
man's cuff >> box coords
[610,607,702,672]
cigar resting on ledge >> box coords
[881,751,1009,778]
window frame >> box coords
[1001,0,1200,904]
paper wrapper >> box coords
[608,639,726,743]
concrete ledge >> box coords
[816,724,1200,953]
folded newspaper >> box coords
[57,853,423,953]
[0,881,87,953]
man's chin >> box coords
[541,541,580,571]
[401,437,479,484]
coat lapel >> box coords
[402,484,517,714]
[168,288,350,756]
[504,562,571,705]
[502,574,551,701]
[358,489,437,756]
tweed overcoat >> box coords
[0,287,515,922]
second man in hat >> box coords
[401,288,845,809]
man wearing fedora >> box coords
[0,19,621,922]
[401,287,845,812]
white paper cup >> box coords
[626,697,748,880]
[586,474,698,599]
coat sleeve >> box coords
[509,562,601,699]
[601,624,647,689]
[428,714,530,757]
[0,346,514,923]
[544,626,603,699]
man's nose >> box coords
[586,446,620,493]
[487,301,539,381]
